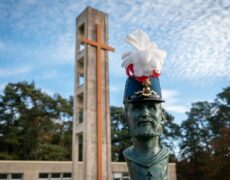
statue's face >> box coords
[125,101,163,139]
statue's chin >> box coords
[130,126,161,138]
[134,132,160,139]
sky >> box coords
[0,0,229,124]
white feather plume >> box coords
[121,30,167,77]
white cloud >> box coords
[0,83,6,91]
[109,53,124,77]
[105,0,230,81]
[41,87,55,97]
[0,1,77,65]
[110,85,120,93]
[39,70,59,80]
[46,33,75,64]
[0,41,5,50]
[162,89,179,99]
[24,0,37,5]
[165,9,230,80]
[164,105,188,114]
[1,0,229,103]
[162,89,189,114]
[110,81,126,93]
[0,66,32,77]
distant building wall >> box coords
[0,161,176,180]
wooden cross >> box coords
[81,24,115,180]
[146,172,152,180]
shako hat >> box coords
[124,76,163,103]
[121,30,167,103]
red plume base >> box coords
[126,64,160,82]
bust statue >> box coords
[123,100,170,180]
[121,30,169,180]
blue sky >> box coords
[0,0,229,124]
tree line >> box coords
[0,81,73,160]
[0,81,229,179]
[111,87,230,179]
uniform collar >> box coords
[123,145,170,168]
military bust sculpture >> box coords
[121,30,170,180]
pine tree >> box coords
[0,81,72,160]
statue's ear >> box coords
[124,103,131,121]
[161,111,166,125]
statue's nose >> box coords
[140,107,151,118]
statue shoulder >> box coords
[123,146,170,168]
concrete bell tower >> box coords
[72,7,114,180]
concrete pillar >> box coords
[72,6,112,180]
